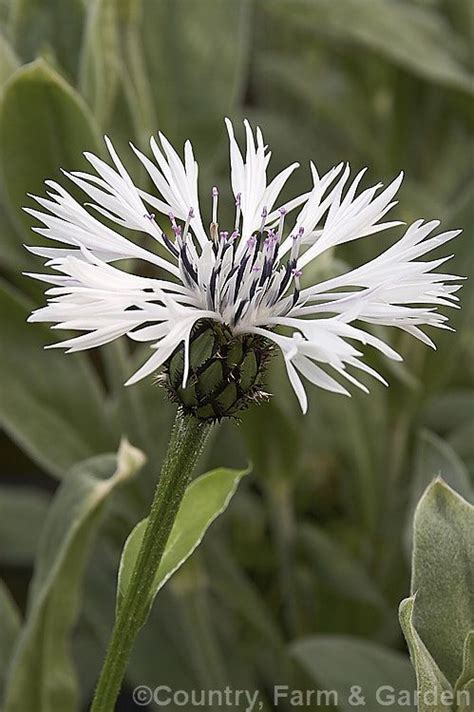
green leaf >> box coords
[404,430,473,555]
[0,280,115,478]
[118,466,249,616]
[3,440,145,712]
[268,0,474,95]
[78,0,120,128]
[139,0,253,141]
[297,522,387,609]
[203,539,291,686]
[0,580,21,699]
[411,479,474,685]
[399,597,454,711]
[456,682,474,712]
[0,486,50,565]
[104,341,175,461]
[422,390,474,436]
[413,431,472,501]
[8,0,86,79]
[0,32,19,85]
[455,631,474,705]
[292,635,416,711]
[241,399,300,480]
[449,422,474,470]
[0,199,25,272]
[0,58,101,235]
[204,539,283,649]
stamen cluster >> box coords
[163,187,305,332]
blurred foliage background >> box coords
[0,0,473,710]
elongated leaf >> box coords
[104,341,175,462]
[411,479,474,685]
[404,430,473,555]
[455,631,474,702]
[74,539,207,709]
[203,539,291,686]
[140,0,253,142]
[0,32,19,85]
[449,422,474,469]
[0,58,101,235]
[3,440,145,712]
[8,0,86,79]
[292,635,416,711]
[0,200,25,271]
[79,0,120,128]
[0,35,23,271]
[298,522,386,609]
[204,539,283,648]
[0,281,114,478]
[457,682,474,712]
[268,0,474,95]
[0,485,50,564]
[0,580,21,698]
[413,431,473,502]
[422,390,474,436]
[118,467,249,616]
[399,597,454,711]
[241,399,300,480]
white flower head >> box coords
[26,119,462,415]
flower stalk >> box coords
[90,409,213,712]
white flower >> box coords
[26,119,462,413]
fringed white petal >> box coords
[26,120,462,404]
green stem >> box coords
[90,409,213,712]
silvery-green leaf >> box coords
[411,479,474,685]
[139,0,253,141]
[8,0,86,79]
[0,485,50,564]
[292,635,416,711]
[3,440,145,712]
[267,0,474,95]
[454,631,474,707]
[0,32,19,85]
[0,58,101,235]
[399,596,454,711]
[118,467,249,618]
[0,580,21,698]
[404,430,473,556]
[0,281,114,478]
[79,0,120,127]
[456,681,474,712]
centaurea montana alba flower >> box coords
[26,119,461,417]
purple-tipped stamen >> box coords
[181,208,194,243]
[212,187,219,225]
[234,192,242,231]
[277,207,287,241]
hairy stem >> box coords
[91,409,213,712]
